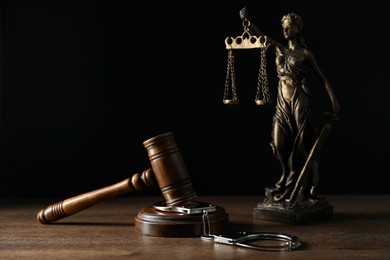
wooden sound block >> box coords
[135,205,229,237]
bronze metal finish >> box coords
[235,7,340,224]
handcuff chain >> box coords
[202,210,212,238]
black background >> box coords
[1,1,389,198]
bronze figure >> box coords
[237,7,340,223]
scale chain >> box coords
[256,47,271,103]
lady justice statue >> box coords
[235,7,340,224]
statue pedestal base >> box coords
[253,199,333,225]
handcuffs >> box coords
[153,201,301,251]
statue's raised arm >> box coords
[239,7,283,50]
[239,7,262,36]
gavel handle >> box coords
[37,168,155,224]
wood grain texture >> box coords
[1,195,390,259]
[36,169,155,224]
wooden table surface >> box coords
[1,195,389,259]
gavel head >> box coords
[143,132,197,206]
[137,132,229,237]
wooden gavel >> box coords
[37,132,197,224]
